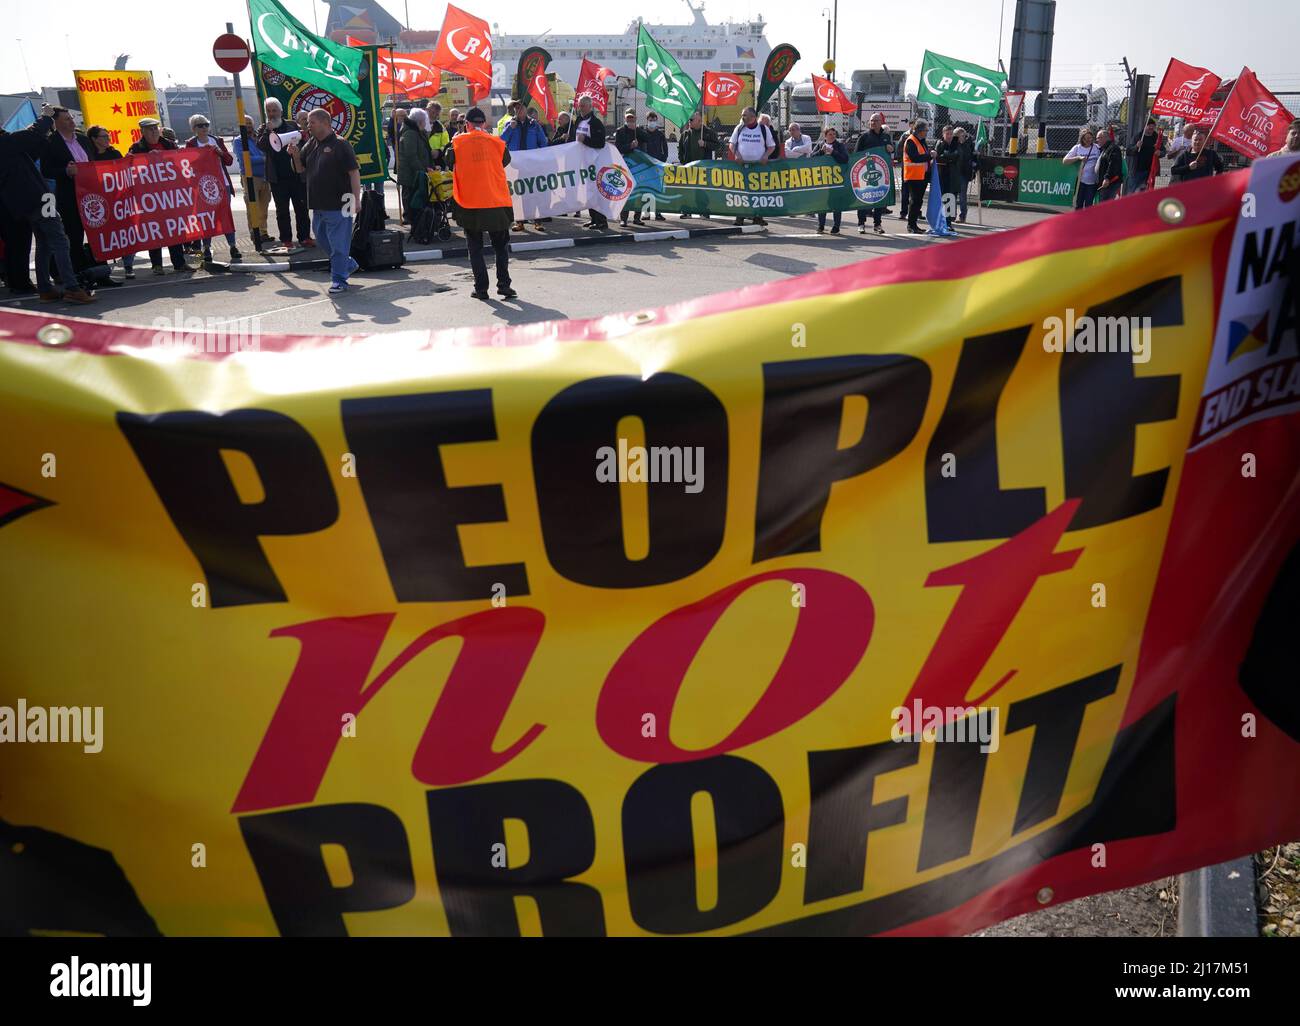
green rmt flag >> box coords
[248,0,364,105]
[917,50,1007,117]
[635,24,702,128]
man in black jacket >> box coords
[1127,118,1162,194]
[0,110,93,303]
[854,113,893,235]
[614,108,647,226]
[954,126,976,222]
[569,96,609,229]
[1171,130,1224,182]
[678,111,718,220]
[127,118,192,274]
[642,113,669,220]
[933,125,964,226]
[1094,128,1125,202]
[256,98,312,250]
[41,107,93,281]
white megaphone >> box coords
[269,130,301,152]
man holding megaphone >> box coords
[255,98,312,251]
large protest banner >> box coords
[253,55,388,184]
[2,164,1298,937]
[74,148,236,260]
[628,148,895,216]
[75,70,160,151]
[507,141,634,221]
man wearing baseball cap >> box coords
[446,107,517,301]
[614,108,646,227]
[127,118,192,275]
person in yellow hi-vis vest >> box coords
[901,120,932,235]
[447,107,517,300]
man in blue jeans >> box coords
[0,109,94,304]
[288,109,361,294]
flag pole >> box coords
[232,15,263,252]
[382,38,402,225]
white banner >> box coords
[506,141,635,220]
[1193,156,1300,448]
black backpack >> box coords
[410,205,438,246]
[350,189,386,256]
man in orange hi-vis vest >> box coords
[448,107,517,300]
[901,120,932,236]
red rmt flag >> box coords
[528,70,557,122]
[575,58,614,114]
[430,4,493,102]
[812,75,855,114]
[1152,58,1221,120]
[1209,68,1295,160]
[365,48,442,99]
[702,71,744,107]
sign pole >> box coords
[221,21,261,252]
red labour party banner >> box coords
[1152,58,1221,120]
[75,148,235,261]
[1209,67,1295,160]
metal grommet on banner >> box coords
[37,323,74,347]
[1157,197,1186,225]
[1036,886,1055,905]
[630,311,656,326]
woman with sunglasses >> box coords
[184,114,242,264]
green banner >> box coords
[979,156,1079,209]
[248,0,365,106]
[628,148,895,215]
[635,25,703,128]
[1016,157,1079,208]
[917,50,1007,117]
[253,57,388,184]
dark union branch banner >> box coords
[628,147,896,216]
[253,54,388,184]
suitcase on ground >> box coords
[350,189,389,266]
[410,206,438,246]
[360,229,405,270]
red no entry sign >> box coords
[213,34,250,74]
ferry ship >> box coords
[324,0,772,94]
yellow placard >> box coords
[75,69,161,150]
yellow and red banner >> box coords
[74,69,160,150]
[1,166,1298,936]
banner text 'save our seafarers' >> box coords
[628,148,896,217]
[1,162,1297,937]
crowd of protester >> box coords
[2,93,1298,303]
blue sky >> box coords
[6,0,1297,100]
